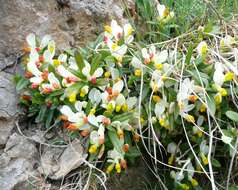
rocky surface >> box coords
[39,140,87,180]
[0,0,134,71]
[0,0,135,189]
[0,133,37,190]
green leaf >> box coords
[228,186,238,190]
[35,105,47,123]
[206,95,216,116]
[74,50,85,72]
[185,44,193,65]
[108,131,124,153]
[111,112,134,122]
[65,81,86,95]
[90,53,102,75]
[45,108,55,128]
[96,78,108,86]
[125,146,141,158]
[226,111,238,123]
[212,158,221,168]
[16,77,29,91]
[49,89,64,97]
[68,68,86,79]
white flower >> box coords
[154,99,168,118]
[220,35,236,48]
[101,80,124,109]
[167,142,179,154]
[213,62,225,87]
[106,38,128,62]
[123,23,134,44]
[68,56,78,70]
[82,61,103,81]
[89,88,101,105]
[177,78,195,102]
[221,134,233,144]
[157,3,174,21]
[60,101,87,126]
[197,41,208,56]
[26,33,36,49]
[131,56,143,69]
[56,65,79,86]
[107,149,123,163]
[200,140,209,154]
[41,73,61,93]
[157,3,167,20]
[26,33,52,51]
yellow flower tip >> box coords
[178,101,184,110]
[196,165,202,171]
[140,117,145,124]
[190,178,198,187]
[53,59,61,66]
[152,84,159,92]
[104,71,111,78]
[159,118,166,127]
[49,46,55,54]
[201,153,209,165]
[117,128,124,139]
[168,154,174,165]
[197,131,203,138]
[112,43,118,51]
[106,103,114,112]
[127,27,134,36]
[219,88,227,97]
[116,56,123,63]
[153,95,161,103]
[154,63,163,70]
[224,72,234,82]
[106,164,114,174]
[69,92,77,103]
[122,104,128,112]
[185,114,195,123]
[134,69,142,77]
[115,163,121,173]
[80,87,88,98]
[199,104,207,112]
[161,75,167,81]
[180,183,190,190]
[89,108,96,115]
[104,25,112,33]
[214,93,222,105]
[89,144,97,154]
[115,105,121,112]
[220,39,225,47]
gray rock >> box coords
[39,147,63,177]
[4,133,37,159]
[39,140,87,180]
[0,72,17,118]
[0,158,32,190]
[0,133,38,190]
[52,140,87,179]
[0,0,134,69]
[0,119,15,145]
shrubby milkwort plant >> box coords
[15,1,238,189]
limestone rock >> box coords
[39,140,87,180]
[4,133,37,159]
[0,0,134,70]
[0,158,32,190]
[0,133,38,190]
[0,72,17,118]
[52,140,87,179]
[0,119,15,145]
